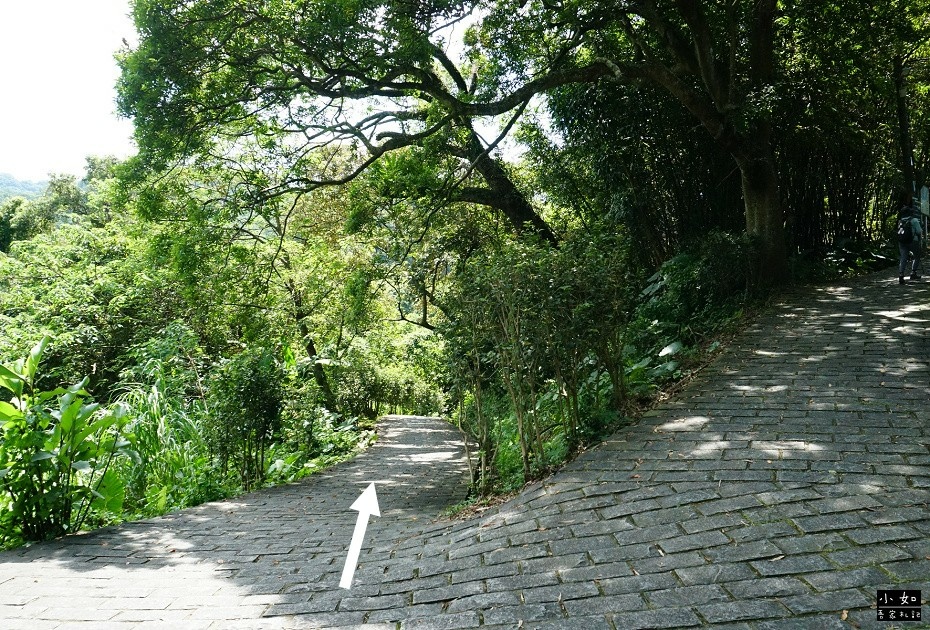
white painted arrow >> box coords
[339,482,380,589]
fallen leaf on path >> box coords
[769,555,785,561]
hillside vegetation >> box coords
[0,173,46,202]
[2,1,928,546]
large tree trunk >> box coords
[631,0,789,285]
[736,148,788,287]
[741,0,788,286]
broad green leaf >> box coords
[151,485,168,513]
[0,364,25,398]
[58,399,84,434]
[30,450,54,462]
[653,360,679,374]
[659,341,683,357]
[75,411,111,444]
[77,403,102,424]
[66,377,90,396]
[0,400,22,421]
[24,337,50,383]
[71,460,92,472]
[0,364,24,382]
[36,387,66,404]
[121,446,142,466]
[90,469,125,515]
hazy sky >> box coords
[0,1,136,181]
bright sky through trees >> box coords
[0,1,136,181]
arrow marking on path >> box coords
[339,482,380,589]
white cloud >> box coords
[0,0,136,181]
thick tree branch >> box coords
[749,0,778,88]
[673,0,730,109]
[454,187,503,208]
[636,60,745,159]
[630,0,701,77]
[429,42,469,93]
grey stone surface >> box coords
[2,271,930,628]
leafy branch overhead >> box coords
[119,0,552,240]
[124,0,927,283]
[120,9,652,234]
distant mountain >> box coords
[0,173,47,202]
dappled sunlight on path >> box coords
[0,416,471,629]
[2,272,929,628]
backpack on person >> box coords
[897,215,915,244]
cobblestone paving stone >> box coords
[2,270,930,629]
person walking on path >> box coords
[897,201,923,284]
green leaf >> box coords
[0,400,22,421]
[90,469,125,516]
[36,387,66,404]
[24,337,49,383]
[67,376,90,396]
[58,399,84,435]
[0,364,25,397]
[150,485,168,513]
[659,341,683,357]
[30,450,54,462]
[0,364,24,381]
[653,360,679,375]
[76,403,102,429]
[71,461,92,472]
[75,409,110,444]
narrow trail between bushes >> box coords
[2,270,930,629]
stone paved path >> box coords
[2,270,930,629]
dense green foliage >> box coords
[0,339,133,546]
[206,347,285,490]
[4,1,930,544]
[0,163,418,546]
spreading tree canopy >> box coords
[118,0,930,285]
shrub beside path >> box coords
[2,270,930,629]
